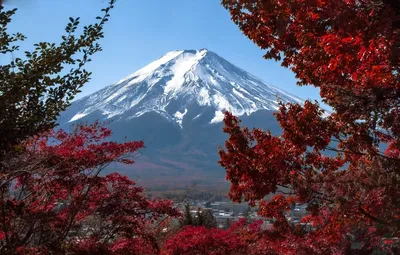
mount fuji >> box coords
[59,49,303,190]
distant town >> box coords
[180,200,310,230]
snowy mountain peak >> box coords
[63,49,303,127]
[116,49,208,86]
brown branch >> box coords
[358,206,387,225]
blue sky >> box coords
[5,0,323,104]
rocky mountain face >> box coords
[59,49,303,190]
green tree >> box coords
[243,207,251,223]
[225,218,232,229]
[182,203,193,226]
[200,209,217,229]
[0,0,116,158]
[195,207,204,226]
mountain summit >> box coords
[59,49,303,189]
[61,49,302,128]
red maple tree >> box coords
[162,224,248,255]
[0,122,179,254]
[163,218,342,255]
[217,0,400,254]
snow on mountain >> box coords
[63,49,303,127]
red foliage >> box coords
[162,219,350,255]
[0,122,180,254]
[162,225,247,255]
[219,0,400,254]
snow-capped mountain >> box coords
[61,49,302,128]
[59,49,304,190]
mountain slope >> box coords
[59,49,303,190]
[60,49,301,127]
